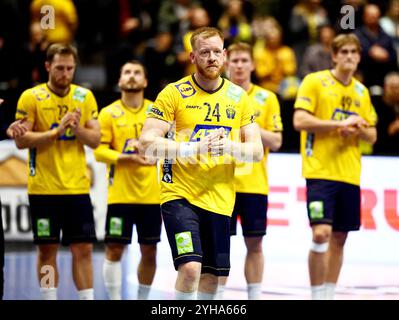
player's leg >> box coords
[161,199,203,300]
[29,195,61,300]
[240,194,268,300]
[306,179,337,300]
[102,204,133,300]
[62,194,97,300]
[198,206,230,300]
[216,193,241,299]
[136,204,162,299]
[324,182,361,299]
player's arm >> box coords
[358,126,377,144]
[14,113,73,149]
[139,118,212,159]
[72,111,101,149]
[95,142,155,166]
[260,129,282,152]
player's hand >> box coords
[6,118,28,138]
[70,108,82,130]
[338,115,367,137]
[209,128,231,156]
[57,112,74,137]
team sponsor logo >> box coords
[226,107,236,119]
[189,124,231,142]
[37,218,50,237]
[72,87,88,102]
[175,81,196,98]
[185,105,202,110]
[122,139,138,154]
[109,217,123,236]
[50,123,76,140]
[331,108,357,121]
[175,231,194,255]
[226,84,243,102]
[149,107,164,118]
[355,82,365,96]
[309,201,324,220]
[33,88,50,101]
[162,159,173,183]
[254,91,268,104]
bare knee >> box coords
[199,273,218,292]
[140,244,157,264]
[70,243,93,261]
[244,237,263,254]
[105,244,125,261]
[38,244,59,262]
[312,225,332,244]
[178,262,201,284]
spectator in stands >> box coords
[300,24,335,78]
[380,0,399,63]
[254,22,298,99]
[289,0,330,67]
[373,72,399,155]
[30,0,78,44]
[218,0,252,46]
[355,4,398,89]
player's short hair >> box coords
[226,42,253,60]
[190,27,224,50]
[331,33,361,54]
[46,43,78,63]
[120,60,148,79]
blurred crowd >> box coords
[0,0,398,154]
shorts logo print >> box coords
[309,201,324,219]
[109,217,123,236]
[175,231,194,255]
[37,218,50,237]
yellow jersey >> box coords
[148,75,255,216]
[234,84,282,195]
[94,99,160,204]
[294,70,377,186]
[16,83,98,194]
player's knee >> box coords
[70,243,93,260]
[312,228,331,244]
[105,244,125,261]
[178,262,201,284]
[245,237,263,253]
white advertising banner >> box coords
[1,141,398,265]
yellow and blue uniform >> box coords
[231,84,282,237]
[94,99,160,204]
[294,70,378,230]
[16,83,98,195]
[234,84,282,195]
[95,99,161,244]
[294,70,377,186]
[16,83,98,244]
[148,75,255,217]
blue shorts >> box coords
[104,204,162,245]
[161,199,231,277]
[29,194,97,246]
[306,179,361,231]
[230,193,268,237]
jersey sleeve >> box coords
[15,90,36,123]
[265,92,283,132]
[240,92,256,127]
[148,84,177,123]
[361,89,378,127]
[94,108,120,164]
[84,90,99,121]
[294,74,318,114]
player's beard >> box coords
[120,82,145,93]
[197,63,223,80]
[53,77,72,91]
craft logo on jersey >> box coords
[189,124,232,142]
[122,139,138,154]
[175,81,196,98]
